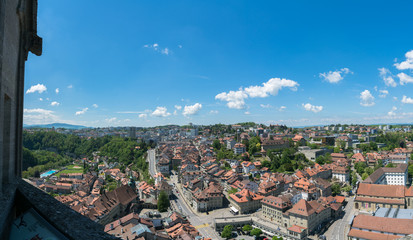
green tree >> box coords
[385,163,396,168]
[242,225,253,233]
[213,139,222,150]
[228,187,238,194]
[342,185,352,193]
[221,225,233,239]
[157,191,170,212]
[408,164,413,179]
[362,172,369,180]
[250,228,262,238]
[332,183,341,196]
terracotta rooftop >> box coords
[357,183,405,198]
[351,214,413,235]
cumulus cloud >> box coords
[183,103,202,116]
[152,107,171,117]
[67,85,73,89]
[244,111,251,115]
[55,88,59,94]
[139,113,148,118]
[26,84,47,94]
[92,104,98,108]
[398,72,413,85]
[144,43,170,55]
[401,95,413,104]
[23,108,59,125]
[209,110,219,114]
[215,89,248,109]
[215,78,299,109]
[105,117,117,123]
[388,106,397,117]
[279,106,287,111]
[174,105,182,110]
[379,90,388,98]
[360,90,375,107]
[50,101,60,106]
[244,78,299,97]
[302,103,323,113]
[260,104,273,109]
[378,68,397,87]
[75,108,88,115]
[319,68,352,83]
[24,108,54,114]
[39,98,43,101]
[394,50,413,70]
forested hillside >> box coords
[22,130,150,179]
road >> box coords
[169,174,221,239]
[326,196,355,240]
[147,149,156,177]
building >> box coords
[128,127,136,138]
[354,183,413,212]
[284,199,331,235]
[332,166,349,183]
[348,214,413,239]
[233,143,246,154]
[261,195,292,226]
[229,189,263,214]
[192,182,224,212]
[364,164,408,185]
[261,139,289,152]
[298,148,325,161]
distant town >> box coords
[23,123,413,240]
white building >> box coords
[364,164,408,186]
[332,166,349,183]
[233,143,246,155]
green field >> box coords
[55,164,83,177]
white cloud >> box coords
[24,108,54,114]
[26,84,47,94]
[401,95,413,104]
[388,106,397,117]
[183,103,202,116]
[174,105,182,110]
[378,68,397,87]
[244,111,251,115]
[151,107,171,117]
[393,97,398,101]
[379,90,388,98]
[244,78,299,98]
[67,85,73,89]
[279,106,287,111]
[302,103,323,113]
[398,72,413,85]
[178,45,183,48]
[23,108,59,125]
[39,98,43,101]
[92,104,98,108]
[139,113,148,119]
[144,43,170,55]
[260,104,273,109]
[50,101,60,106]
[75,107,88,115]
[215,89,248,109]
[319,68,352,83]
[215,78,299,109]
[209,110,219,114]
[360,90,375,107]
[55,88,59,94]
[105,117,117,123]
[161,48,170,55]
[394,50,413,70]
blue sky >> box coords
[24,1,413,127]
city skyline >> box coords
[24,1,413,127]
